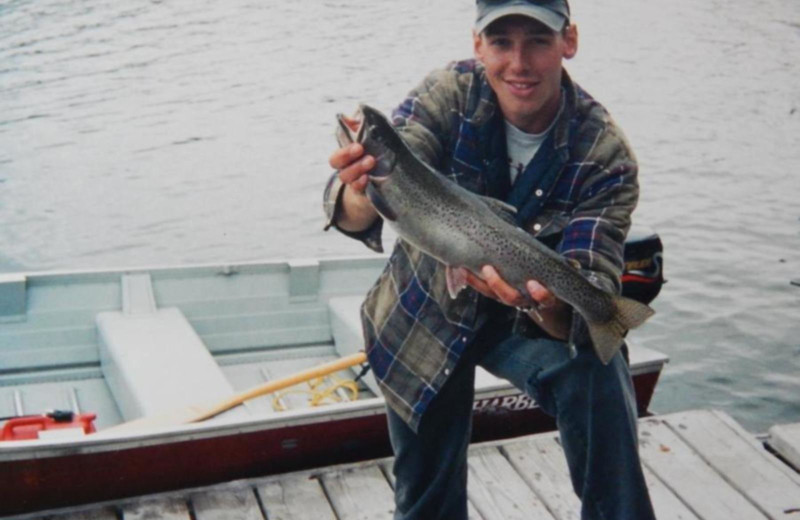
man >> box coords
[324,1,656,518]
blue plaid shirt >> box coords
[324,60,639,431]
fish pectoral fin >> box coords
[445,266,470,299]
[478,196,518,226]
[366,183,397,221]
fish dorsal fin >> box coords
[479,196,517,226]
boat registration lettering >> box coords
[473,393,537,412]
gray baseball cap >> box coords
[475,0,570,34]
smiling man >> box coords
[324,1,656,519]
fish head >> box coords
[336,105,402,181]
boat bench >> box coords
[97,274,247,422]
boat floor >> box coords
[0,345,380,429]
[21,409,800,520]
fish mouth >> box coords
[336,105,394,179]
[335,106,366,148]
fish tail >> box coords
[585,296,655,365]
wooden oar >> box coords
[97,351,368,435]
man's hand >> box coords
[465,266,572,340]
[328,116,379,231]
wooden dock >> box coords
[14,409,800,520]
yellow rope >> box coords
[271,375,359,411]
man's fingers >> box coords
[464,270,494,298]
[329,143,361,169]
[481,266,524,306]
[525,280,556,307]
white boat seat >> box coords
[97,274,248,422]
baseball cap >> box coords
[475,0,570,34]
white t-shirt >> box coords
[504,95,564,185]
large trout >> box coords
[336,105,654,364]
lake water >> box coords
[1,0,799,432]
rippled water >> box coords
[1,0,799,432]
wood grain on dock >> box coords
[33,410,800,520]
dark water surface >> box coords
[1,0,799,432]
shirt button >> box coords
[462,336,468,342]
[444,368,451,376]
[535,189,544,197]
[533,223,542,232]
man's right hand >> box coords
[329,142,375,193]
[328,117,379,231]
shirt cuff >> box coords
[322,171,385,253]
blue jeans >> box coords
[386,330,656,520]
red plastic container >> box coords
[1,412,97,441]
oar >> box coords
[97,351,368,435]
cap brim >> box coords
[475,5,565,34]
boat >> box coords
[0,227,666,516]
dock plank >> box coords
[466,447,554,520]
[191,488,263,520]
[641,465,700,520]
[638,417,768,520]
[662,410,800,519]
[257,474,335,520]
[120,497,192,520]
[504,433,699,520]
[501,435,580,520]
[320,464,395,519]
[710,409,800,484]
[768,422,800,474]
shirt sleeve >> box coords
[322,170,385,253]
[557,124,639,296]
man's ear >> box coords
[563,23,578,59]
[473,30,485,63]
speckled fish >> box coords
[335,105,654,364]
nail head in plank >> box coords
[191,489,263,520]
[257,474,336,520]
[638,417,768,520]
[320,464,395,519]
[467,447,555,520]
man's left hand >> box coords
[465,265,572,340]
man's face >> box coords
[474,15,578,133]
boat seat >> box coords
[97,274,248,422]
[327,296,381,396]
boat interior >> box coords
[0,257,667,438]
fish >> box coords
[335,104,654,364]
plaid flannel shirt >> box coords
[323,59,639,432]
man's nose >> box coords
[509,46,529,74]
